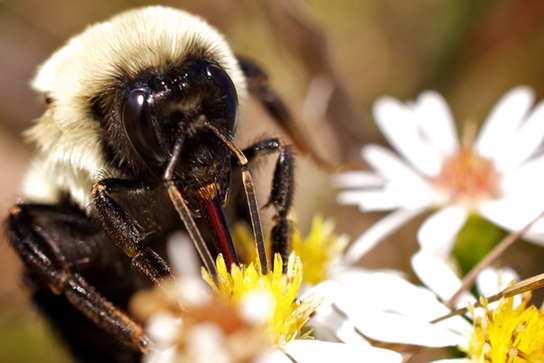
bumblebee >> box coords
[5,6,300,363]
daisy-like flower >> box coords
[336,86,544,263]
[134,230,402,363]
[321,252,538,363]
[403,252,542,363]
[232,217,394,346]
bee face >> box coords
[94,56,240,211]
[24,6,247,208]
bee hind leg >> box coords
[5,203,151,361]
[238,56,336,172]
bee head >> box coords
[118,58,239,212]
[25,6,247,209]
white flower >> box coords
[336,87,544,263]
[405,252,538,363]
[281,216,406,353]
[316,256,527,363]
[308,271,472,349]
[142,232,403,363]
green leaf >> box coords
[452,214,508,276]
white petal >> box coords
[417,207,468,260]
[308,309,369,345]
[330,265,403,286]
[302,281,370,344]
[353,311,464,347]
[494,99,544,172]
[373,97,444,176]
[414,91,459,155]
[185,323,231,363]
[411,251,476,309]
[254,349,293,363]
[332,270,475,341]
[339,272,450,321]
[144,345,177,363]
[476,266,522,308]
[342,208,427,264]
[479,196,544,231]
[146,312,181,346]
[332,170,385,189]
[300,280,341,312]
[474,86,534,159]
[167,231,201,277]
[476,266,519,296]
[282,340,402,363]
[335,271,473,339]
[362,144,430,187]
[519,230,544,246]
[337,188,431,212]
[499,153,544,194]
[529,215,544,233]
[336,190,408,211]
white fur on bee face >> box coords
[22,6,248,209]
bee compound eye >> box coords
[122,90,165,167]
[206,63,239,133]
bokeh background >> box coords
[3,0,544,362]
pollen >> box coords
[292,216,348,285]
[466,292,544,363]
[232,216,348,285]
[201,253,321,346]
[434,149,499,209]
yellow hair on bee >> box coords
[23,6,247,208]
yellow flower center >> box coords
[292,216,348,285]
[232,216,348,285]
[467,293,544,363]
[434,149,498,209]
[201,253,320,346]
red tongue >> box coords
[198,194,238,268]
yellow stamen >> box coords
[292,216,349,285]
[232,216,348,285]
[467,292,544,362]
[434,149,498,210]
[202,253,321,346]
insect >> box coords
[5,6,304,363]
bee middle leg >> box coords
[91,178,174,286]
[242,138,295,272]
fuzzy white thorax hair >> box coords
[22,6,248,209]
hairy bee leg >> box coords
[242,139,295,272]
[91,178,174,286]
[6,204,152,356]
[238,56,336,172]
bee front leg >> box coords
[91,178,174,286]
[242,138,295,272]
[5,204,152,358]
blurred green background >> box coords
[2,0,544,362]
